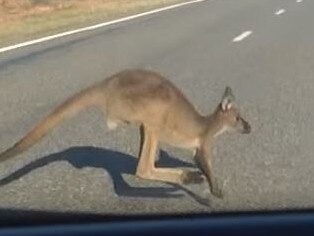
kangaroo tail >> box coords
[0,85,102,163]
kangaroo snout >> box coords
[241,118,251,134]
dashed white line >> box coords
[232,31,253,42]
[0,0,207,54]
[296,0,303,3]
[275,9,286,15]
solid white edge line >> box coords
[232,31,253,42]
[275,9,286,15]
[0,0,206,54]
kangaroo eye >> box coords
[236,116,240,121]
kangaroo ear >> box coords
[221,86,235,111]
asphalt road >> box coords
[0,0,313,218]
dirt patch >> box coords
[0,0,185,48]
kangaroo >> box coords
[0,69,251,198]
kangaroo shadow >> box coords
[0,147,210,206]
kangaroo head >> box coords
[214,86,251,135]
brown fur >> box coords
[0,69,251,198]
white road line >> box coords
[275,9,286,15]
[0,0,206,54]
[296,0,303,3]
[232,31,253,42]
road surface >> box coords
[0,0,313,219]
